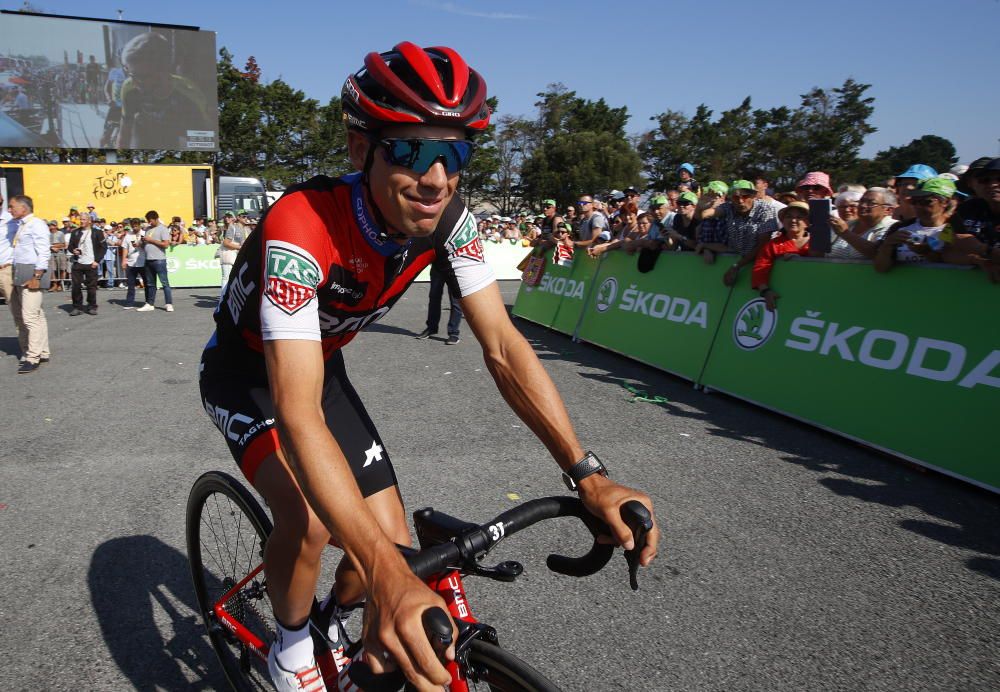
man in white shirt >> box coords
[68,214,103,315]
[7,195,51,373]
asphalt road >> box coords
[1,283,998,691]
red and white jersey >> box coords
[204,173,493,375]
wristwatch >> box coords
[561,451,609,492]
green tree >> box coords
[853,134,959,186]
[520,130,642,209]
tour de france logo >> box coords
[595,277,618,312]
[733,297,777,350]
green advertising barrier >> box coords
[575,251,733,381]
[700,259,1000,491]
[511,248,580,328]
[549,253,602,336]
[164,245,222,288]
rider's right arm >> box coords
[263,340,453,690]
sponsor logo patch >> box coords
[733,298,777,350]
[265,245,321,315]
[448,214,485,262]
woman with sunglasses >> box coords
[199,41,658,692]
[875,176,957,273]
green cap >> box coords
[223,210,235,217]
[237,209,248,215]
[70,206,79,211]
[558,221,572,232]
[542,199,556,208]
[678,191,699,205]
[908,176,957,199]
[730,179,755,193]
[706,181,729,196]
[649,195,669,207]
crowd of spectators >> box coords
[43,205,257,296]
[515,158,1000,310]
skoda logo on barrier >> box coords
[733,298,777,350]
[595,277,618,312]
[166,258,180,272]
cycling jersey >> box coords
[200,172,494,486]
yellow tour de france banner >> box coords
[511,252,999,492]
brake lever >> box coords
[620,500,653,591]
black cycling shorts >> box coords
[199,349,397,497]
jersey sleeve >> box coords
[434,197,495,298]
[259,194,330,341]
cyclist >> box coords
[199,42,659,692]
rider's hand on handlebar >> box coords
[363,561,456,690]
[577,475,659,567]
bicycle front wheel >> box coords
[186,471,274,691]
[463,639,561,692]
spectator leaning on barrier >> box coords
[136,210,173,313]
[8,195,52,373]
[693,180,730,263]
[589,202,639,258]
[538,199,562,237]
[875,177,957,272]
[663,191,699,252]
[67,213,104,316]
[704,179,781,286]
[827,187,898,260]
[752,201,812,312]
[945,158,1000,282]
[573,194,610,248]
[623,213,652,254]
[121,218,146,308]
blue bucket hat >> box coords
[678,162,695,176]
[896,164,938,181]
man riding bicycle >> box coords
[199,42,659,692]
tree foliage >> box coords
[640,79,878,191]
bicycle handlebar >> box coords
[406,496,653,591]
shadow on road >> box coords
[190,294,221,309]
[513,315,1000,580]
[88,535,226,690]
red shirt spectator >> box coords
[752,201,812,311]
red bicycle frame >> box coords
[211,563,479,690]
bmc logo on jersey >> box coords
[448,214,484,262]
[264,243,321,315]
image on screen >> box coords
[0,11,218,151]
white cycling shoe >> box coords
[267,644,328,691]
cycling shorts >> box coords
[199,349,397,497]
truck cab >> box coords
[217,176,268,220]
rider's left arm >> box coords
[461,283,659,565]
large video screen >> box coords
[0,11,218,151]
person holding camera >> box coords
[875,177,957,273]
[68,212,105,316]
[752,201,813,312]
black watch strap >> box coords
[562,451,608,492]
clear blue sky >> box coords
[4,0,998,164]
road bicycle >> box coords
[186,470,652,691]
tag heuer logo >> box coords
[449,215,485,262]
[733,298,777,350]
[265,245,321,315]
[595,277,618,312]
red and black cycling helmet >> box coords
[342,41,490,136]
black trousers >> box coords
[426,266,463,337]
[71,263,98,308]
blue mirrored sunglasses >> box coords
[378,138,476,174]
